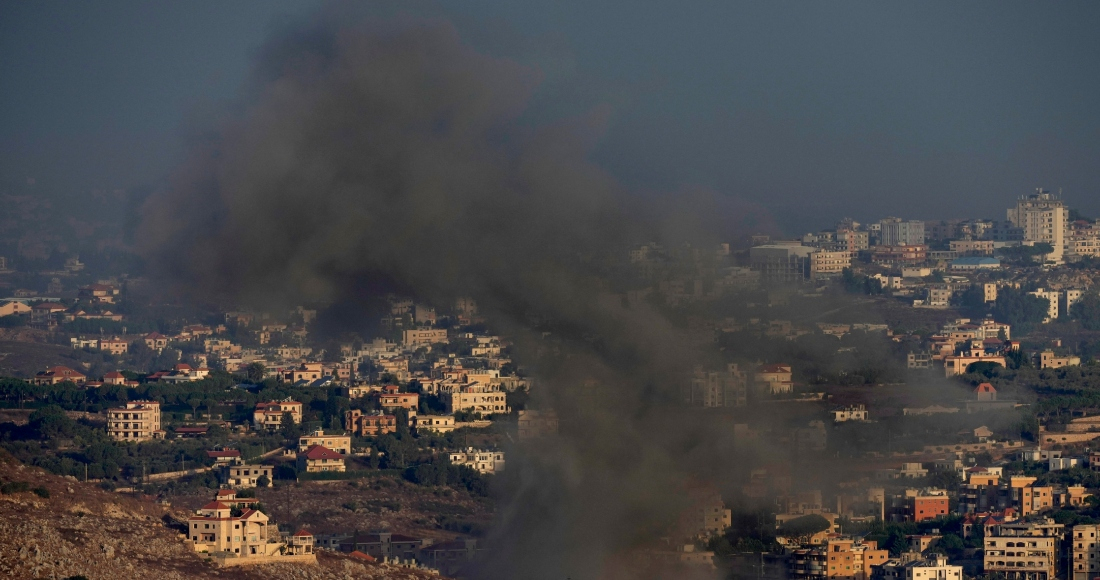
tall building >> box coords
[879,218,926,246]
[1070,524,1100,580]
[749,243,815,282]
[984,519,1063,580]
[1007,189,1069,263]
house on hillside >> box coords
[297,445,345,473]
[33,366,87,386]
[754,364,794,395]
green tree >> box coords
[777,514,831,544]
[279,411,302,443]
[1070,292,1100,330]
[991,286,1049,336]
[245,362,267,383]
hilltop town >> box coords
[1,187,1100,579]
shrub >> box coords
[33,486,50,498]
[0,481,29,494]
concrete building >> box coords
[1007,189,1069,263]
[297,445,345,473]
[449,448,505,474]
[950,240,995,255]
[107,400,164,442]
[221,463,274,488]
[950,257,1001,271]
[689,364,748,407]
[750,243,815,282]
[1040,351,1081,369]
[984,519,1063,580]
[344,410,396,436]
[402,328,448,347]
[833,405,868,423]
[879,219,925,247]
[298,429,352,454]
[1070,524,1100,580]
[811,249,852,278]
[253,399,302,430]
[876,555,962,580]
[447,386,509,415]
[755,364,794,395]
[414,414,456,434]
[187,499,283,558]
[1029,289,1060,322]
[516,409,558,439]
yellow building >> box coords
[414,414,456,434]
[297,429,351,454]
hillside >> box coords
[0,452,447,580]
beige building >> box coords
[689,364,747,407]
[448,386,510,415]
[1070,524,1100,580]
[984,519,1063,580]
[344,410,396,436]
[810,249,851,278]
[414,414,456,434]
[950,239,995,255]
[755,364,794,395]
[517,409,559,439]
[188,499,281,557]
[221,464,273,488]
[1040,351,1081,369]
[402,328,448,347]
[1008,190,1069,263]
[449,448,505,474]
[878,555,962,580]
[297,429,351,454]
[1029,288,1060,322]
[107,400,164,442]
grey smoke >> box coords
[139,7,765,579]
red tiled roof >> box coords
[201,501,230,510]
[206,450,241,458]
[975,383,997,393]
[349,551,376,562]
[300,445,344,460]
[103,371,126,379]
[757,364,791,373]
[293,529,312,537]
[215,490,236,497]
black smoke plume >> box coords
[139,7,762,579]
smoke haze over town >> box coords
[2,3,1100,580]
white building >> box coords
[1029,289,1060,322]
[449,448,505,474]
[832,404,868,423]
[879,218,926,246]
[878,555,962,580]
[1007,189,1069,263]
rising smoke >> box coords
[138,5,771,579]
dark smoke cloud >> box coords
[139,6,767,579]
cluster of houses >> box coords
[907,317,1084,377]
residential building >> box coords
[689,364,748,407]
[910,489,949,522]
[811,249,852,278]
[0,300,31,317]
[344,410,396,436]
[221,463,274,488]
[876,555,962,580]
[298,429,352,454]
[379,390,419,416]
[950,240,995,255]
[879,219,926,247]
[338,532,432,560]
[950,257,1001,271]
[1040,351,1081,369]
[297,445,345,473]
[944,353,1005,378]
[414,414,456,434]
[1070,524,1100,580]
[107,400,164,442]
[983,519,1063,580]
[187,498,282,557]
[144,332,169,351]
[402,328,448,347]
[447,386,510,415]
[749,243,815,282]
[824,538,890,580]
[32,365,87,385]
[253,399,302,430]
[206,449,241,465]
[833,405,868,423]
[755,364,794,395]
[1029,289,1060,322]
[872,245,928,264]
[907,352,933,369]
[1007,189,1069,263]
[449,448,505,474]
[102,371,127,385]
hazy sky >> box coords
[3,1,1099,234]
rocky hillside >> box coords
[0,452,447,580]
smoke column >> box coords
[140,6,764,578]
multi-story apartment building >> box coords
[879,218,925,247]
[949,239,996,255]
[1070,524,1100,580]
[749,243,815,282]
[689,364,748,407]
[449,448,505,474]
[1029,289,1061,322]
[811,249,852,278]
[297,429,352,454]
[872,245,928,264]
[447,385,509,415]
[344,410,396,436]
[984,519,1063,580]
[187,499,282,557]
[1010,476,1054,516]
[1007,189,1069,263]
[106,400,164,442]
[517,409,558,439]
[910,489,949,522]
[378,389,419,416]
[824,539,890,580]
[1040,351,1081,369]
